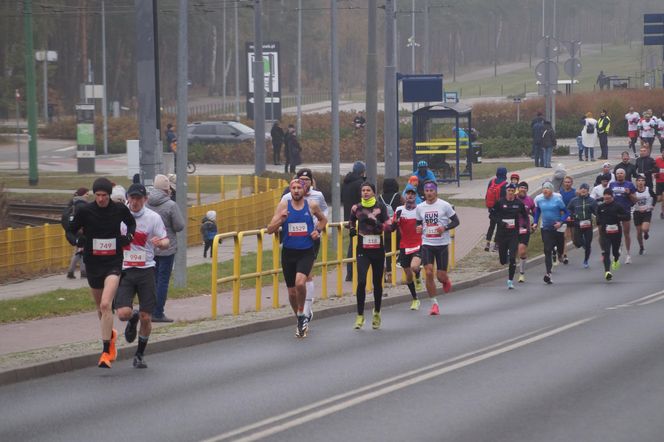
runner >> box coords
[267,179,327,338]
[347,182,390,329]
[491,183,528,289]
[558,176,577,265]
[116,183,169,369]
[566,183,598,269]
[67,177,136,368]
[625,106,641,158]
[596,188,630,281]
[609,168,637,264]
[635,145,657,200]
[391,184,423,309]
[516,181,535,282]
[591,173,611,201]
[638,111,657,149]
[415,180,460,314]
[633,175,654,255]
[279,168,328,322]
[614,151,638,182]
[594,162,615,186]
[655,149,664,219]
[484,167,508,252]
[532,182,569,284]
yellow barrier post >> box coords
[320,227,328,299]
[336,224,343,297]
[220,176,225,200]
[390,229,397,286]
[26,226,33,273]
[233,233,242,315]
[195,175,201,206]
[351,229,357,295]
[7,227,14,270]
[210,233,222,318]
[253,175,259,194]
[272,233,280,308]
[255,229,264,311]
[449,229,456,270]
[237,176,242,198]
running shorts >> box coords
[85,264,122,290]
[518,231,530,245]
[313,238,321,260]
[628,130,638,139]
[115,267,157,313]
[633,211,652,226]
[656,182,664,196]
[420,244,449,271]
[281,247,315,287]
[399,247,421,268]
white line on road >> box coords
[605,290,664,309]
[54,145,76,152]
[202,318,596,442]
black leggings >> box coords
[497,235,518,280]
[574,227,593,262]
[601,231,622,271]
[356,248,385,315]
[554,231,565,258]
[486,217,497,242]
[541,230,557,274]
[203,239,213,257]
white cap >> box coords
[111,185,126,203]
[206,210,217,221]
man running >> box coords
[491,183,528,289]
[655,149,664,219]
[594,162,615,186]
[567,183,598,269]
[516,181,535,282]
[558,176,577,265]
[267,179,327,338]
[635,145,657,200]
[415,180,460,315]
[533,182,569,284]
[614,151,638,182]
[625,107,641,157]
[591,173,611,201]
[279,168,328,322]
[116,183,169,369]
[633,175,654,255]
[596,188,629,280]
[391,184,423,310]
[67,177,136,368]
[609,169,637,264]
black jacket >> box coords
[541,123,557,147]
[491,197,528,237]
[270,124,285,145]
[596,201,629,230]
[341,171,365,221]
[613,162,638,182]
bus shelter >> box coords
[412,103,474,187]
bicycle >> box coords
[187,161,196,174]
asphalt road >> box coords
[2,214,664,441]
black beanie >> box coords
[92,177,113,195]
[361,181,376,194]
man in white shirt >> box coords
[625,106,641,157]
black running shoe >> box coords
[562,255,569,265]
[296,315,307,338]
[125,310,139,343]
[133,353,148,369]
[543,274,552,284]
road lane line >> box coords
[605,290,664,309]
[636,293,664,306]
[54,145,76,152]
[202,319,595,442]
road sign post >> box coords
[76,104,96,173]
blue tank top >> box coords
[282,199,315,250]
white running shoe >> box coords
[625,255,632,265]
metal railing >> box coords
[209,223,456,318]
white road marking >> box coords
[54,145,76,152]
[635,292,664,306]
[605,290,664,309]
[202,318,595,442]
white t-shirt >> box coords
[625,111,640,131]
[281,189,328,226]
[638,118,657,138]
[590,184,608,201]
[633,188,653,212]
[415,198,456,246]
[120,207,167,269]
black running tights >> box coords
[541,230,557,274]
[498,235,518,280]
[601,232,622,272]
[356,248,385,315]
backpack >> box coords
[485,178,507,209]
[379,194,398,218]
[61,199,84,246]
[586,122,595,134]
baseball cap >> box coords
[127,183,147,197]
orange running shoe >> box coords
[442,278,452,293]
[98,352,112,369]
[429,303,440,316]
[109,329,118,361]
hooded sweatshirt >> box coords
[146,188,185,256]
[341,170,365,221]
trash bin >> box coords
[472,143,482,164]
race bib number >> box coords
[92,238,116,256]
[405,245,420,255]
[556,224,567,233]
[288,222,308,237]
[502,219,515,229]
[425,225,441,237]
[519,227,528,235]
[123,250,146,267]
[579,220,591,229]
[363,234,381,249]
[606,224,619,234]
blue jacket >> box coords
[533,194,569,230]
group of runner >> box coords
[624,107,664,156]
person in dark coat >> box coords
[284,125,301,174]
[531,112,545,167]
[341,161,366,280]
[270,121,285,165]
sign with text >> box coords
[246,41,281,120]
[75,104,95,173]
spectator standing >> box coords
[412,160,437,199]
[596,71,607,90]
[201,210,218,258]
[353,111,366,129]
[165,123,177,152]
[64,187,89,279]
[541,120,557,168]
[284,125,301,174]
[379,178,402,283]
[270,120,285,165]
[531,112,545,167]
[580,112,598,161]
[147,174,185,322]
[341,161,366,280]
[597,109,611,159]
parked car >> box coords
[187,121,268,144]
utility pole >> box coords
[331,0,340,222]
[384,0,398,179]
[296,0,302,135]
[253,0,266,175]
[365,0,378,185]
[101,0,108,155]
[174,0,188,287]
[222,2,227,102]
[23,0,38,185]
[423,0,429,74]
[234,1,240,121]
